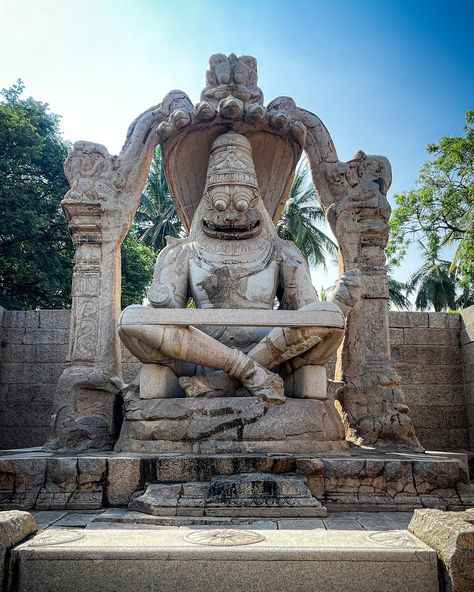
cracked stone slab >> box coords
[129,483,183,515]
[409,508,474,592]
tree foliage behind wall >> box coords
[0,82,156,310]
[388,110,474,310]
[0,81,73,309]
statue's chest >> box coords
[189,255,279,308]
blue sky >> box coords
[1,0,473,291]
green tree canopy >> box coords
[388,110,474,307]
[121,225,156,308]
[0,80,72,309]
[406,257,457,312]
[0,81,156,310]
[135,147,183,252]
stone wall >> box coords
[0,307,140,449]
[1,306,473,452]
[461,306,474,449]
[0,309,69,448]
[389,311,468,451]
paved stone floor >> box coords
[32,510,414,532]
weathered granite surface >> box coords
[391,310,469,451]
[409,508,474,592]
[115,393,347,454]
[31,52,416,453]
[129,473,327,518]
[1,309,470,452]
[10,524,439,592]
[461,306,474,450]
[0,510,36,592]
[0,450,471,513]
[117,127,357,450]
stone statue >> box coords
[118,131,360,406]
[46,52,421,453]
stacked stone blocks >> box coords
[461,307,474,449]
[389,311,468,450]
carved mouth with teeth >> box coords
[202,218,261,240]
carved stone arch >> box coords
[46,52,421,452]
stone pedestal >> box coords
[11,524,439,592]
[1,449,471,514]
[284,365,327,399]
[115,396,348,454]
[129,474,327,518]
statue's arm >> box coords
[278,241,318,310]
[147,242,189,308]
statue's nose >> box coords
[223,210,239,222]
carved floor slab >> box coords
[11,525,438,592]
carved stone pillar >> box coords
[309,147,422,451]
[44,101,170,450]
[45,199,125,450]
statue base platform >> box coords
[115,396,348,454]
[1,448,472,516]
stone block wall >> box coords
[461,306,474,449]
[0,309,70,448]
[389,311,468,451]
[1,306,473,452]
[0,307,141,449]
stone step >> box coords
[129,473,327,518]
[11,526,438,592]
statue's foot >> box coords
[179,376,213,398]
[242,362,286,406]
[179,372,240,398]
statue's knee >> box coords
[117,323,143,341]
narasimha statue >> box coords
[118,131,360,406]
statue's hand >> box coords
[148,283,172,307]
[329,270,362,317]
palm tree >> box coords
[455,284,474,309]
[406,256,457,312]
[276,161,337,269]
[387,274,411,310]
[135,147,183,252]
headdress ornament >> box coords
[205,132,258,191]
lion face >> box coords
[201,184,263,240]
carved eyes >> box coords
[209,189,255,211]
[212,193,229,211]
[234,193,250,211]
